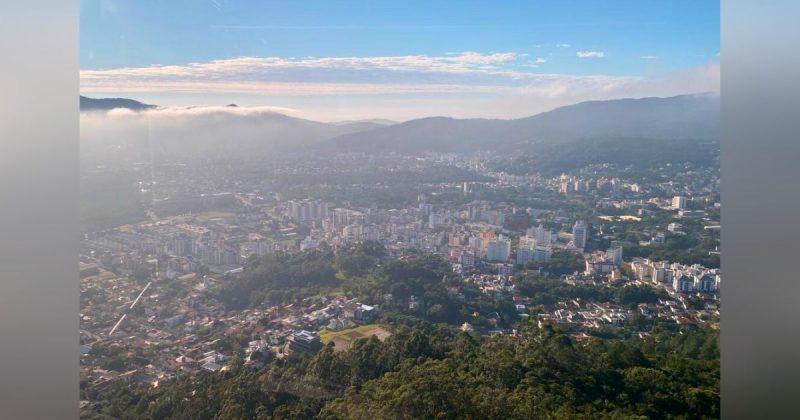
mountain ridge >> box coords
[322,93,720,154]
[80,95,156,111]
[80,93,720,166]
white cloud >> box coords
[105,105,302,118]
[576,51,605,58]
[80,53,524,87]
[535,43,571,49]
[640,55,659,60]
[82,80,522,96]
[449,51,518,65]
[79,52,719,121]
[81,52,634,99]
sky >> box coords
[80,0,719,121]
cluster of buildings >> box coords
[630,258,720,294]
[79,152,722,399]
[535,294,718,339]
[537,300,636,332]
[82,213,292,281]
[288,199,329,222]
[554,174,627,195]
[79,249,383,389]
[288,199,571,270]
[584,246,624,276]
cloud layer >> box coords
[81,52,718,121]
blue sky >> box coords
[80,0,719,120]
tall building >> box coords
[516,246,552,265]
[535,246,553,262]
[572,221,588,251]
[516,247,535,265]
[289,199,329,222]
[428,212,443,229]
[332,208,350,228]
[342,224,363,243]
[526,225,552,246]
[461,251,476,267]
[673,273,694,293]
[467,204,481,221]
[222,248,240,265]
[170,233,194,256]
[606,246,623,266]
[672,196,687,210]
[487,237,511,262]
[652,263,669,283]
[198,244,222,265]
[694,274,717,292]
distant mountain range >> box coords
[80,98,390,165]
[80,93,719,166]
[332,118,397,126]
[80,96,156,111]
[323,93,720,154]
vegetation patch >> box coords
[319,324,391,351]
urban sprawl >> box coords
[79,153,720,399]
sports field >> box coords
[319,324,392,352]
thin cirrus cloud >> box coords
[640,55,659,60]
[534,43,571,48]
[576,51,606,58]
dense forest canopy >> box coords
[82,319,719,419]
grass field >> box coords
[319,324,392,352]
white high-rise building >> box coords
[572,221,588,251]
[526,225,552,246]
[516,245,552,265]
[289,199,329,222]
[342,224,363,243]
